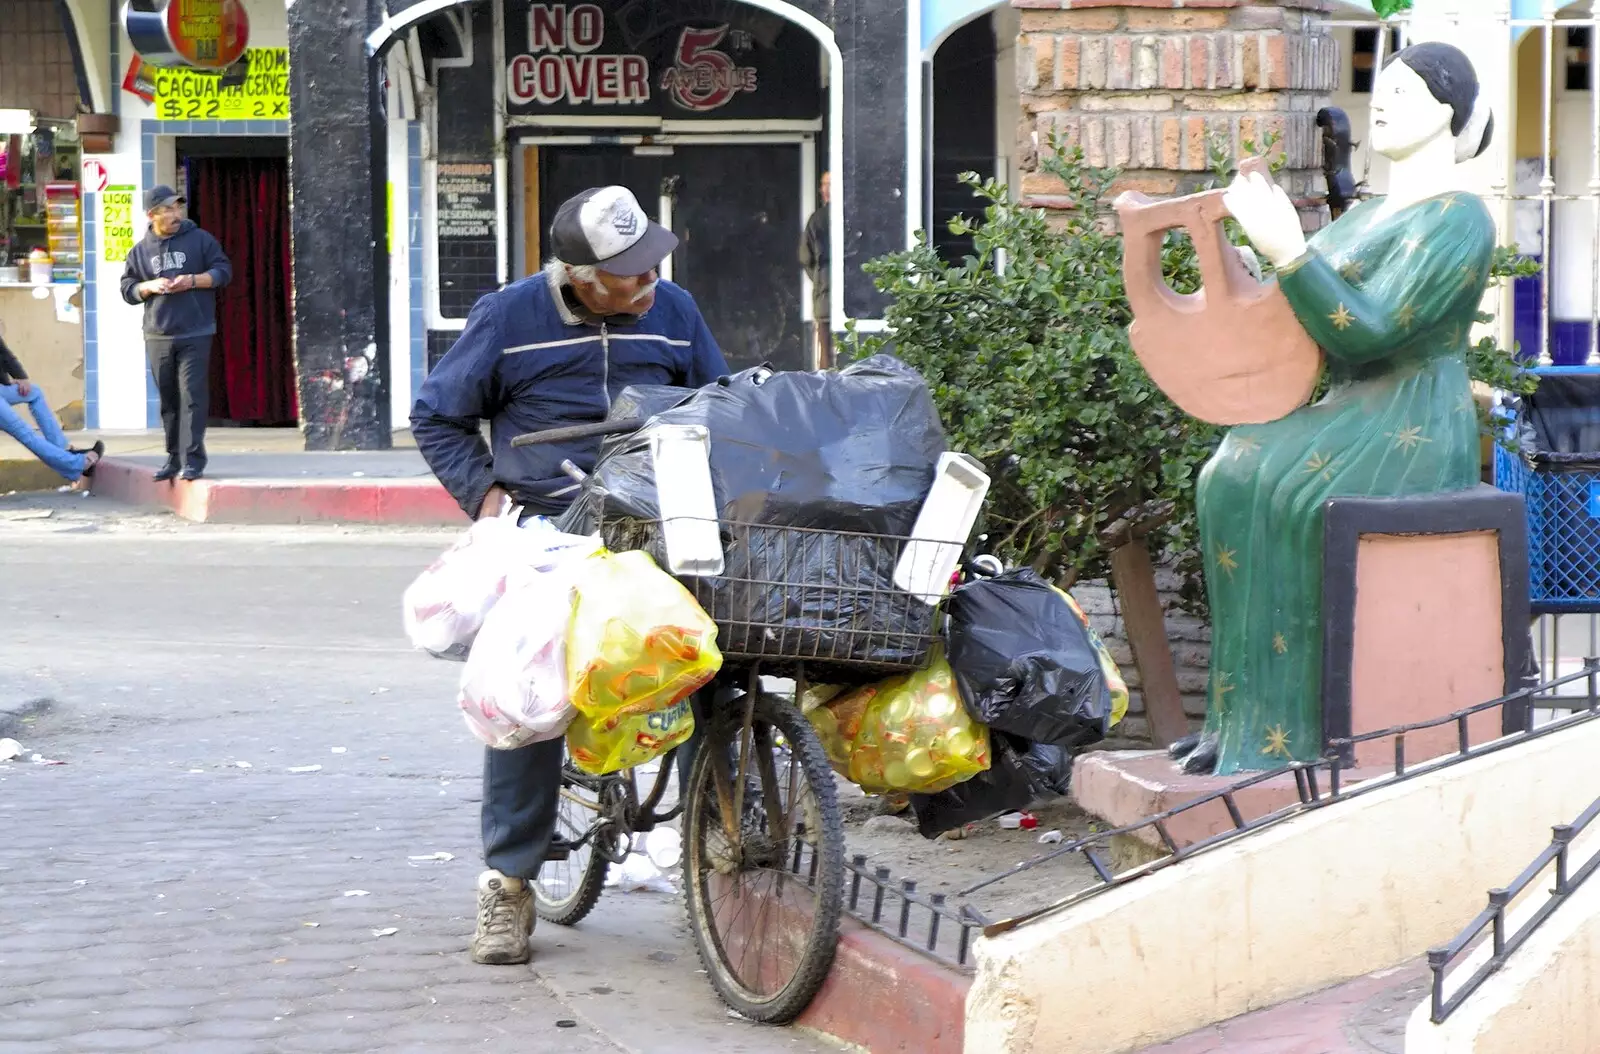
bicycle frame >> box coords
[558,744,683,865]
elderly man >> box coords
[412,185,729,966]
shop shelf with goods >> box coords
[43,182,80,282]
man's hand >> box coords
[477,485,511,521]
[14,380,32,398]
[139,278,172,298]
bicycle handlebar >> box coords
[510,417,646,447]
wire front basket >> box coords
[600,515,945,683]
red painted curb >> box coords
[796,913,970,1054]
[90,457,467,526]
[712,873,969,1053]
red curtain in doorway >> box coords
[187,157,297,425]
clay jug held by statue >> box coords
[1116,157,1323,426]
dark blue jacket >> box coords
[118,220,233,340]
[412,272,730,518]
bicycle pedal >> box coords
[544,842,574,862]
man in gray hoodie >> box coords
[119,185,232,481]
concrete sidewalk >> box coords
[0,427,466,525]
[1134,960,1427,1053]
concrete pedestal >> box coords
[1071,750,1392,863]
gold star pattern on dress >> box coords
[1261,724,1292,759]
[1272,632,1288,655]
[1459,264,1480,290]
[1329,303,1355,330]
[1214,671,1235,702]
[1339,259,1364,282]
[1396,302,1416,330]
[1305,452,1334,480]
[1230,434,1261,460]
[1215,545,1239,578]
[1386,425,1432,452]
[1438,194,1460,215]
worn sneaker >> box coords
[471,869,534,965]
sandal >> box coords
[79,440,105,479]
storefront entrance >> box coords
[520,139,809,372]
[178,139,296,426]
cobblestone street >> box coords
[0,497,835,1054]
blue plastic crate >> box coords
[1493,367,1600,612]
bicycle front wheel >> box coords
[682,692,844,1023]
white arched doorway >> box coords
[915,1,1015,261]
[368,0,846,344]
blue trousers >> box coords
[0,384,86,481]
[482,692,706,878]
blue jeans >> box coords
[0,384,85,481]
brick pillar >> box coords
[1013,0,1337,223]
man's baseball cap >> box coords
[144,185,185,211]
[550,186,678,277]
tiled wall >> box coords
[82,195,99,428]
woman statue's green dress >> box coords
[1197,192,1495,774]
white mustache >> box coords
[630,281,658,304]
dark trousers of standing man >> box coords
[482,692,707,878]
[147,337,210,473]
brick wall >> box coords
[1075,572,1210,741]
[1013,0,1338,218]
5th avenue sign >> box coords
[507,3,757,112]
[502,0,820,120]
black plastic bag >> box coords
[943,568,1114,748]
[1513,371,1600,461]
[907,733,1072,838]
[558,356,947,673]
[563,356,945,531]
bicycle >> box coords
[510,414,959,1023]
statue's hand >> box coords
[1222,170,1308,271]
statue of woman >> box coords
[1175,42,1497,775]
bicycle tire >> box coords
[682,692,844,1024]
[510,417,644,447]
[533,769,615,927]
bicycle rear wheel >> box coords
[682,691,844,1023]
[533,763,616,926]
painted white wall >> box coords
[965,718,1600,1054]
[1548,96,1600,321]
[385,62,414,431]
[1405,821,1600,1054]
[993,3,1020,201]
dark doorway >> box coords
[930,14,997,264]
[536,142,806,372]
[180,145,297,426]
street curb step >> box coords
[89,456,467,526]
[795,909,969,1054]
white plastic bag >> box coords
[457,570,581,749]
[402,511,601,659]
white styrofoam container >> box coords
[647,423,725,576]
[894,451,992,603]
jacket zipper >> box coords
[600,321,612,413]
